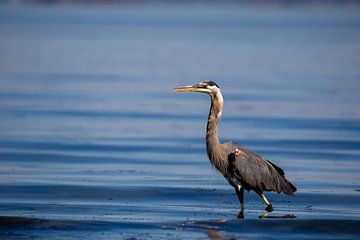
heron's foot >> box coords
[265,204,273,212]
[258,211,270,220]
[237,204,245,219]
[237,208,244,219]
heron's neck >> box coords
[206,91,227,174]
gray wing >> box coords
[223,142,296,195]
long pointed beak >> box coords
[175,85,199,93]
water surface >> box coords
[0,3,360,239]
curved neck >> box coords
[206,91,227,174]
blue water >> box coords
[0,3,360,239]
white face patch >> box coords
[208,85,219,92]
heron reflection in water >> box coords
[175,81,296,216]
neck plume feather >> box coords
[206,91,227,174]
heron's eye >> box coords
[199,83,208,88]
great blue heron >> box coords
[175,80,296,213]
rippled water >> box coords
[0,3,360,239]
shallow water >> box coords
[0,3,360,239]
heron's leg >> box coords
[235,185,245,219]
[256,191,273,212]
[235,185,244,209]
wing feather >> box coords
[223,142,296,195]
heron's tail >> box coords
[281,177,297,195]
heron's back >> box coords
[222,142,297,195]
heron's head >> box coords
[175,80,221,96]
[176,80,224,118]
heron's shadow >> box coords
[237,208,296,219]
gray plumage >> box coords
[176,80,296,211]
[223,142,296,195]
